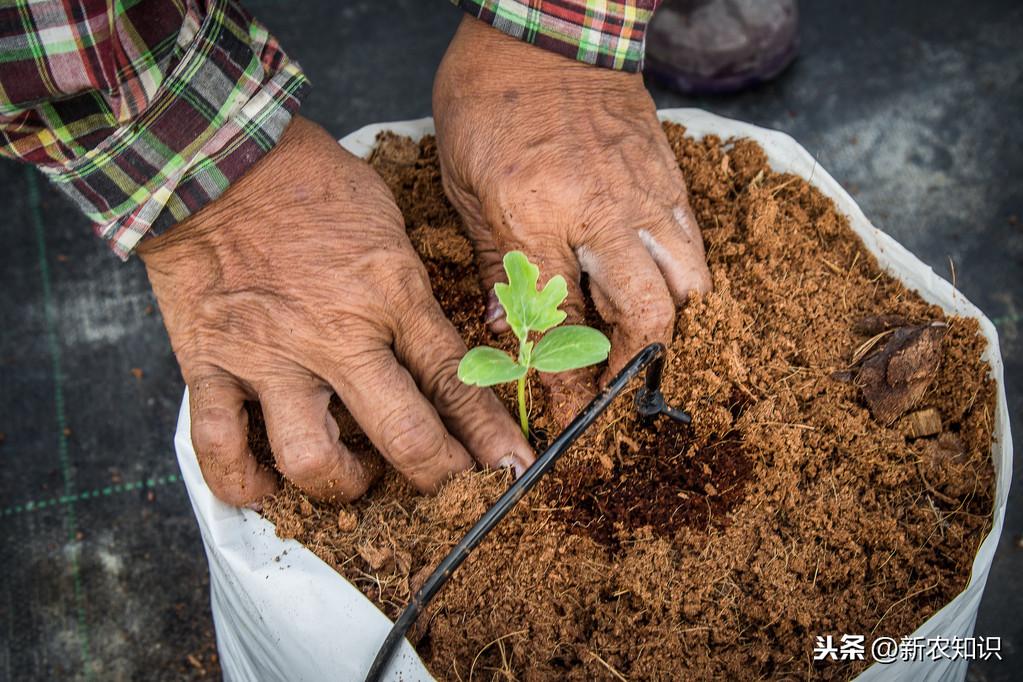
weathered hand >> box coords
[434,17,712,413]
[140,116,533,506]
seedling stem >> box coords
[457,251,611,438]
[517,375,528,437]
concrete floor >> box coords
[0,1,1019,679]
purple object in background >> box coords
[645,0,800,94]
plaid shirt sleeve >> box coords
[452,0,661,72]
[0,0,308,260]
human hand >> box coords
[433,17,712,414]
[139,116,534,506]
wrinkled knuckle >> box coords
[380,410,446,467]
[279,438,336,485]
[402,305,439,339]
[174,343,208,379]
[579,201,627,242]
[645,295,677,338]
[379,263,431,310]
[191,415,237,461]
[424,356,475,414]
[339,349,389,380]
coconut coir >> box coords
[257,124,996,680]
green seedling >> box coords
[458,251,611,438]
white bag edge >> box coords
[173,109,1012,682]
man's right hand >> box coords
[139,116,534,507]
[433,18,713,418]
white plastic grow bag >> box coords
[174,109,1012,682]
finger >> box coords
[444,179,511,332]
[395,301,535,475]
[259,379,376,503]
[331,347,474,494]
[189,372,277,507]
[638,200,712,302]
[465,219,511,332]
[475,228,512,334]
[576,229,676,380]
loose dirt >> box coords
[257,124,996,680]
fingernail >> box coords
[245,501,263,513]
[499,454,529,478]
[485,290,505,323]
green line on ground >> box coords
[1,474,182,517]
[28,168,94,679]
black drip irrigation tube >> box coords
[365,343,690,681]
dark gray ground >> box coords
[1,1,1019,679]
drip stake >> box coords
[365,343,690,681]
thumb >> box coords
[471,221,512,334]
[448,186,512,333]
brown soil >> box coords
[256,124,997,680]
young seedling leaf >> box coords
[531,276,569,332]
[457,346,527,387]
[459,252,612,437]
[530,326,611,373]
[494,251,568,338]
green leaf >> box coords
[457,347,527,387]
[530,326,611,373]
[494,251,568,340]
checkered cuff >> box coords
[37,1,308,260]
[452,0,660,72]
